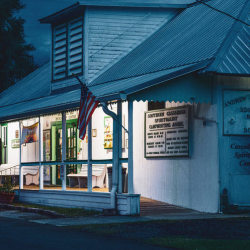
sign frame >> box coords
[144,105,190,158]
[223,89,250,136]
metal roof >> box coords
[205,0,250,75]
[0,61,209,122]
[0,62,51,108]
[40,0,194,24]
[0,89,80,122]
[90,0,247,86]
[89,61,211,100]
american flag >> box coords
[77,84,99,140]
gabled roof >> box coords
[90,0,248,86]
[40,0,193,24]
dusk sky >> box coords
[19,0,78,66]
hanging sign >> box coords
[223,90,250,135]
[145,107,189,158]
[22,122,39,144]
[60,164,65,180]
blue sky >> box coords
[19,0,77,66]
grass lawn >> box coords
[12,202,101,217]
[77,218,250,250]
[146,237,250,250]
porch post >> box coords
[128,100,134,194]
[118,101,123,194]
[39,116,43,190]
[87,118,92,192]
[19,121,23,189]
[62,112,67,190]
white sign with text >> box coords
[145,107,189,158]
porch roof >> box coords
[0,61,209,123]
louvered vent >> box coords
[53,24,67,80]
[68,17,83,76]
[52,17,83,81]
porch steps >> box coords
[140,197,198,216]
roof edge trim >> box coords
[40,1,188,24]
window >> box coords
[148,101,165,111]
[52,17,83,81]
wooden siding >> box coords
[18,190,140,215]
[88,7,179,82]
[51,6,178,90]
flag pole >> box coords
[73,74,129,134]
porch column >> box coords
[39,116,43,190]
[128,100,134,194]
[87,118,92,192]
[62,112,67,190]
[118,101,123,194]
[19,121,23,189]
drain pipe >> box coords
[102,103,119,210]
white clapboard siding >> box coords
[88,7,179,81]
[18,190,140,215]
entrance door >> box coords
[56,123,77,185]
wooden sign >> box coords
[145,106,189,158]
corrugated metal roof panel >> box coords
[0,62,51,108]
[0,89,80,122]
[0,61,209,122]
[216,16,250,74]
[90,0,246,86]
[89,61,211,98]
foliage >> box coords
[0,176,15,193]
[0,0,38,94]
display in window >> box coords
[104,116,113,149]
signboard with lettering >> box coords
[229,137,250,175]
[223,90,250,135]
[145,107,189,158]
[11,139,20,148]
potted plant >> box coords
[0,176,16,204]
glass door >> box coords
[56,123,77,185]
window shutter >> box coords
[68,17,83,76]
[53,24,67,80]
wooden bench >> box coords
[67,164,107,188]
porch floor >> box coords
[18,185,109,192]
[16,186,200,216]
[140,197,199,216]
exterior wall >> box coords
[133,101,219,213]
[214,75,250,208]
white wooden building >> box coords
[1,0,250,215]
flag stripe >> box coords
[77,84,99,140]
